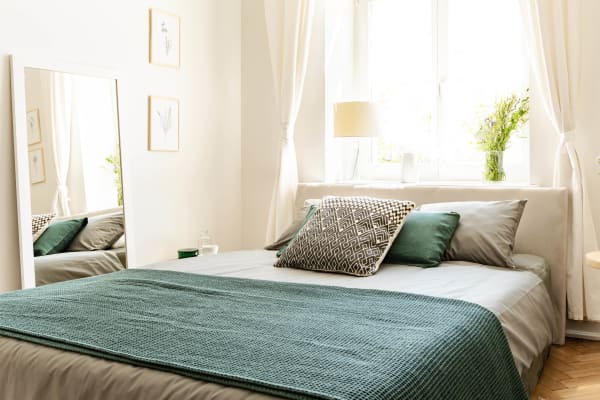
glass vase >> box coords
[483,150,505,182]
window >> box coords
[338,0,529,182]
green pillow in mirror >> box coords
[384,211,460,268]
[33,218,88,257]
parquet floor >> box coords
[532,338,600,399]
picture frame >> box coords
[26,109,41,145]
[149,9,181,68]
[28,148,46,184]
[148,96,180,152]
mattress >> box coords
[147,250,556,376]
[35,248,126,286]
[0,250,555,400]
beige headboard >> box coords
[296,183,568,343]
[54,207,123,222]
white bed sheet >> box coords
[145,250,556,376]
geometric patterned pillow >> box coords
[275,196,415,276]
[32,213,56,236]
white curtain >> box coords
[521,0,600,320]
[49,72,74,217]
[264,0,315,243]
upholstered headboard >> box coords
[296,183,568,343]
[54,207,123,222]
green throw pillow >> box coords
[276,205,318,257]
[384,211,460,268]
[33,218,88,257]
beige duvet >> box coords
[0,250,555,400]
[35,248,126,287]
[0,337,279,400]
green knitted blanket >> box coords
[0,269,527,400]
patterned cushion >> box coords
[275,196,415,276]
[32,213,56,236]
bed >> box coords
[0,184,567,400]
[32,208,127,286]
[34,247,126,286]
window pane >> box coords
[369,0,434,160]
[365,0,528,181]
[440,0,528,180]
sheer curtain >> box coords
[520,0,600,320]
[264,0,315,242]
[49,72,74,217]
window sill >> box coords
[304,180,539,189]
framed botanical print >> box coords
[26,109,41,145]
[148,96,180,152]
[28,148,46,184]
[149,9,181,68]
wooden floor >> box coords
[532,338,600,399]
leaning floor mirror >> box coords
[11,56,129,289]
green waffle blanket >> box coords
[0,269,527,400]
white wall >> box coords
[0,0,241,291]
[241,1,600,249]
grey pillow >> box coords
[275,196,415,276]
[264,222,303,251]
[512,254,549,291]
[68,212,125,251]
[264,199,322,250]
[420,200,527,268]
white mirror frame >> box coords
[10,54,135,289]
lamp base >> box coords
[339,138,371,181]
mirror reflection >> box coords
[25,67,126,287]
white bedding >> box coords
[145,250,556,376]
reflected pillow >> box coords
[68,212,124,251]
[33,222,51,244]
[32,213,56,240]
[384,211,460,268]
[275,196,415,276]
[111,234,126,249]
[420,200,527,268]
[34,218,88,257]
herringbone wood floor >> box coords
[532,338,600,399]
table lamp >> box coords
[334,101,380,180]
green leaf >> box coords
[474,89,529,152]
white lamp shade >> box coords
[333,101,379,138]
